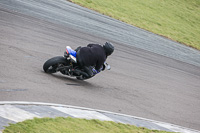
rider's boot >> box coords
[66,46,77,57]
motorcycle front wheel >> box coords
[43,56,67,73]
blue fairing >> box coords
[67,47,77,57]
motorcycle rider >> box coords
[66,42,114,78]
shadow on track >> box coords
[43,71,98,89]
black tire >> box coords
[43,56,67,73]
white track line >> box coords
[0,105,40,122]
[52,106,113,121]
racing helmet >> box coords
[103,42,114,56]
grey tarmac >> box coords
[0,0,200,131]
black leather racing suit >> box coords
[76,44,107,77]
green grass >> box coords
[3,117,173,133]
[69,0,200,50]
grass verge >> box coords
[3,117,173,133]
[69,0,200,50]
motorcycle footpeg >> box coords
[72,69,89,77]
[76,75,84,80]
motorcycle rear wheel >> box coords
[43,56,67,73]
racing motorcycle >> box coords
[43,46,111,80]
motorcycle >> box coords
[43,46,111,80]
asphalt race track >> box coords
[0,0,200,131]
